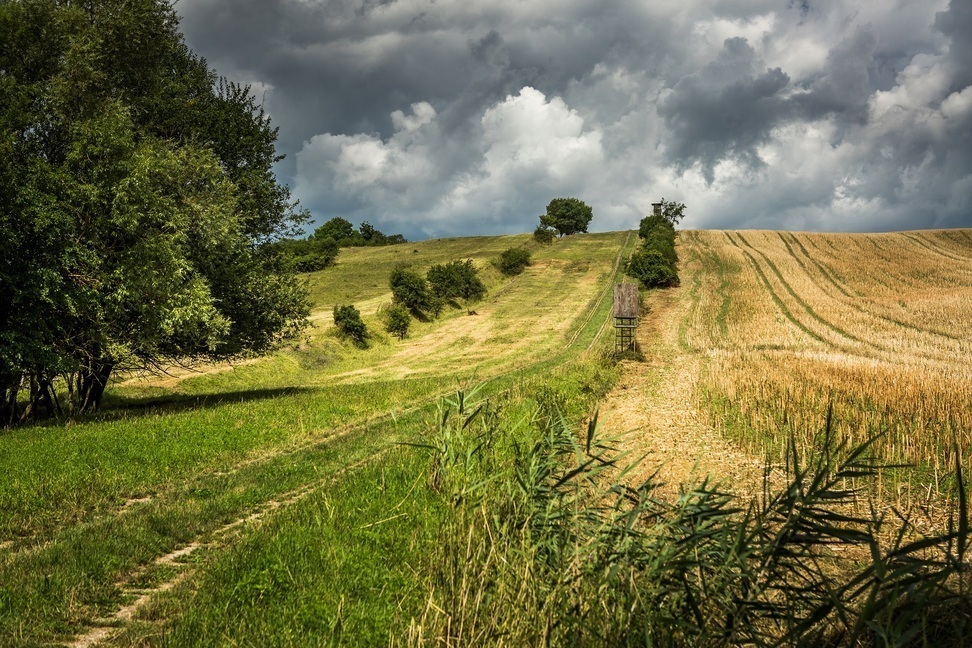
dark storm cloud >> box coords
[175,0,972,236]
[795,27,876,125]
[936,0,972,89]
[658,37,793,184]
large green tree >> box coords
[0,0,308,425]
[540,197,594,236]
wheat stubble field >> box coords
[677,229,972,500]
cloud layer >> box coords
[177,0,972,238]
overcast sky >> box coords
[175,0,972,239]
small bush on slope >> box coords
[384,304,411,340]
[498,247,532,276]
[333,304,368,346]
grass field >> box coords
[0,231,635,646]
[2,227,970,646]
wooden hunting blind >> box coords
[613,283,639,352]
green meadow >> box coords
[0,231,634,645]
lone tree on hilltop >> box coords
[540,198,593,236]
[0,0,308,425]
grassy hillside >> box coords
[0,230,635,645]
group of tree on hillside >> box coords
[626,200,685,288]
[334,259,488,346]
[390,260,486,321]
[274,218,407,273]
[1,0,308,426]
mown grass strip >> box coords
[0,377,452,544]
[106,349,620,646]
[0,406,430,645]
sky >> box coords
[175,0,972,239]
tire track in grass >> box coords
[780,232,857,300]
[733,232,866,349]
[0,397,443,562]
[734,232,968,366]
[723,232,830,346]
[934,229,972,260]
[68,445,398,648]
[569,231,634,350]
[901,231,972,267]
[781,232,964,342]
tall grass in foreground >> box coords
[407,390,971,647]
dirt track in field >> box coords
[597,285,766,499]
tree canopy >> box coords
[314,217,406,248]
[427,260,486,302]
[654,199,686,226]
[626,201,683,289]
[539,198,594,236]
[0,0,308,425]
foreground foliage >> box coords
[412,389,971,646]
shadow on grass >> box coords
[94,386,322,422]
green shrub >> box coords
[332,304,368,345]
[427,260,486,302]
[275,236,339,272]
[389,266,433,315]
[384,304,411,340]
[498,247,531,276]
[533,225,556,244]
[626,247,678,288]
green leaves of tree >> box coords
[540,197,594,236]
[0,0,308,423]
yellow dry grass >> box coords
[679,229,972,498]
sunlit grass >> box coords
[0,230,633,645]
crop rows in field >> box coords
[681,229,972,495]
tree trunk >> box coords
[1,377,21,428]
[74,358,115,414]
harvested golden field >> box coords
[679,229,972,496]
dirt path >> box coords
[598,286,765,498]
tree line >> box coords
[274,217,407,273]
[625,200,685,288]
